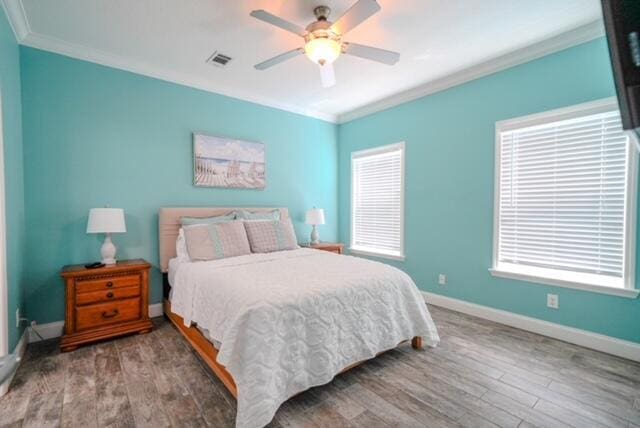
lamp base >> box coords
[100,234,117,265]
[310,225,320,245]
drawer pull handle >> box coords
[106,282,114,288]
[102,309,119,318]
[106,292,114,298]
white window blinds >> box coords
[495,107,635,289]
[351,143,405,259]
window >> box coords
[351,142,405,260]
[491,99,638,298]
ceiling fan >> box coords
[250,0,400,88]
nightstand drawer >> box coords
[76,274,140,293]
[75,298,141,331]
[75,285,140,306]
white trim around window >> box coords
[490,98,639,299]
[350,142,406,261]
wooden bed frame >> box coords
[159,207,424,399]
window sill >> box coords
[489,268,639,299]
[349,247,406,261]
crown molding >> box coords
[337,20,606,124]
[18,30,339,123]
[3,0,337,121]
[2,0,605,125]
[1,0,30,41]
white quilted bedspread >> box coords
[171,248,440,428]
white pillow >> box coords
[176,228,191,261]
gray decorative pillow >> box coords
[183,220,251,261]
[180,212,235,226]
[235,209,280,221]
[243,218,299,253]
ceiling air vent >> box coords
[207,51,232,67]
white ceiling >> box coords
[5,0,604,122]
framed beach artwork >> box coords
[193,133,265,189]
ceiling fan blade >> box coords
[319,63,336,88]
[343,42,400,65]
[330,0,381,35]
[250,10,307,37]
[255,48,304,70]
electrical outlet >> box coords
[438,274,447,285]
[547,294,559,309]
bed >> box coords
[159,207,440,428]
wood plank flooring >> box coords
[1,305,639,427]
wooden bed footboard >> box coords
[163,299,424,399]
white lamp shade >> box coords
[86,208,126,234]
[305,208,325,226]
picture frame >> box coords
[193,133,266,189]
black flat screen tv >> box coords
[601,0,640,135]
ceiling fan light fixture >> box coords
[251,1,400,86]
[304,37,341,65]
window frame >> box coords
[350,142,406,261]
[490,98,639,299]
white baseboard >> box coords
[28,321,65,343]
[0,327,28,397]
[148,303,163,318]
[28,303,164,343]
[23,296,640,362]
[422,291,640,362]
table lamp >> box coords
[305,208,325,245]
[86,208,126,265]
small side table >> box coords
[302,242,345,254]
[60,259,153,352]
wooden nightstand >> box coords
[60,259,153,352]
[304,242,345,254]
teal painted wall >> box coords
[20,47,338,325]
[18,37,639,344]
[0,9,26,350]
[338,38,640,344]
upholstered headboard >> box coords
[158,207,290,272]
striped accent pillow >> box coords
[243,219,299,253]
[183,220,251,261]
